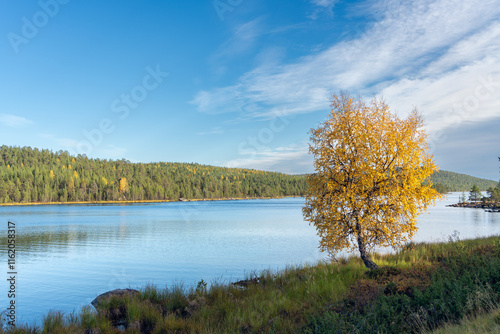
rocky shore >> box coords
[447,202,500,212]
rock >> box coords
[91,289,140,331]
[184,295,206,316]
[232,277,259,288]
[91,288,140,308]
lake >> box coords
[1,193,499,325]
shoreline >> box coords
[447,202,500,211]
[0,195,303,207]
[6,235,500,332]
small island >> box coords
[447,182,500,211]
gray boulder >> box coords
[91,288,140,308]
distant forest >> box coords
[0,146,306,203]
[0,146,497,204]
[429,170,498,193]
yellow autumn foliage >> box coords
[302,93,441,269]
[119,178,129,194]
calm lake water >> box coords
[1,193,499,325]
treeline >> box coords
[0,146,307,204]
[1,146,497,204]
[429,170,498,192]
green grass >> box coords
[304,235,500,333]
[1,235,499,333]
[429,309,500,334]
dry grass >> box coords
[1,235,499,333]
[430,308,500,334]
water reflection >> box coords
[488,211,500,225]
[0,229,90,253]
[0,196,499,325]
[1,197,499,258]
[471,209,481,226]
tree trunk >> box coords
[356,227,379,270]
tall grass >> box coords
[430,308,500,334]
[304,235,500,333]
[1,235,499,333]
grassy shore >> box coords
[1,235,499,333]
[430,308,500,334]
[0,196,288,207]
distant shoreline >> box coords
[447,202,500,211]
[0,196,302,207]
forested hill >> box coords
[429,170,498,192]
[0,146,306,204]
[0,146,496,204]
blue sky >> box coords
[1,0,499,180]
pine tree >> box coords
[469,184,482,202]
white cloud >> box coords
[40,133,127,160]
[192,0,500,130]
[208,17,265,79]
[197,127,224,135]
[214,17,264,60]
[375,22,500,144]
[311,0,336,7]
[0,114,34,128]
[381,56,500,135]
[224,144,312,174]
[193,0,500,174]
[39,133,80,153]
[431,117,500,180]
[191,85,248,114]
[98,145,127,160]
[309,0,338,18]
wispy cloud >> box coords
[0,114,34,128]
[209,17,265,78]
[98,145,127,160]
[39,133,84,155]
[44,135,80,151]
[197,127,224,135]
[311,0,337,7]
[309,0,338,19]
[40,133,127,160]
[192,0,500,131]
[431,116,500,179]
[214,17,264,60]
[224,144,312,174]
